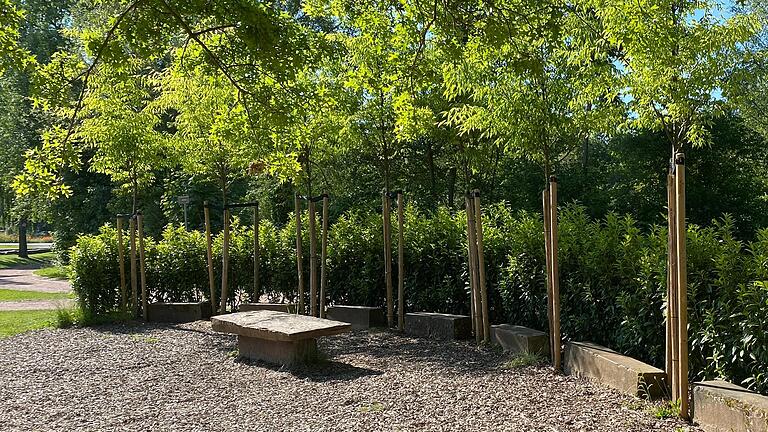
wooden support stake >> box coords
[383,191,394,328]
[543,189,555,357]
[397,191,405,332]
[549,177,562,371]
[295,194,305,314]
[137,213,148,321]
[675,153,689,419]
[465,194,477,337]
[667,173,679,399]
[220,208,230,314]
[309,199,318,317]
[253,203,260,302]
[116,217,127,313]
[204,202,217,316]
[129,216,138,318]
[320,194,329,319]
[474,190,490,343]
[466,194,483,344]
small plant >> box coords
[358,401,385,413]
[623,399,645,411]
[130,334,159,344]
[651,399,681,419]
[502,351,545,369]
[54,307,82,328]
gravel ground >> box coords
[0,322,702,432]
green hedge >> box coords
[69,204,768,394]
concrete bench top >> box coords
[212,311,352,342]
[407,312,468,320]
[569,341,664,373]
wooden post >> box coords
[204,202,217,316]
[667,172,679,400]
[675,153,689,419]
[137,213,148,321]
[253,202,260,302]
[220,207,230,314]
[549,176,562,371]
[383,191,394,328]
[129,216,138,318]
[116,216,127,313]
[474,190,490,343]
[320,194,329,319]
[543,189,554,357]
[466,194,483,344]
[295,194,305,314]
[465,194,477,336]
[309,198,318,317]
[397,191,405,332]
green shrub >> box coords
[149,225,207,303]
[69,226,122,317]
[67,204,768,394]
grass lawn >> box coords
[0,310,58,338]
[0,289,72,302]
[0,251,57,269]
[0,244,17,249]
[33,266,70,280]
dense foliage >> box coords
[5,0,768,403]
[71,206,768,394]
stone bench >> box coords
[147,301,212,323]
[239,303,297,314]
[211,311,351,365]
[693,380,768,432]
[564,341,666,398]
[491,324,550,357]
[326,305,386,330]
[405,312,472,340]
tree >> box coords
[14,0,322,201]
[306,0,449,195]
[75,59,168,213]
[157,45,265,207]
[588,0,761,155]
[726,0,768,138]
[2,0,71,257]
[0,0,34,70]
[441,0,621,182]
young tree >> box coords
[76,61,167,213]
[157,46,265,206]
[14,0,320,201]
[441,1,620,182]
[588,0,761,155]
[306,0,446,193]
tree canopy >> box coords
[3,0,766,235]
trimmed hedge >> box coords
[69,204,768,394]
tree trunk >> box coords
[18,216,28,259]
[427,141,438,203]
[131,173,138,215]
[447,167,457,209]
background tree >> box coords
[2,0,71,256]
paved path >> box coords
[0,269,70,293]
[0,268,73,311]
[0,300,75,311]
[0,243,53,255]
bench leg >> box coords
[237,336,319,365]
